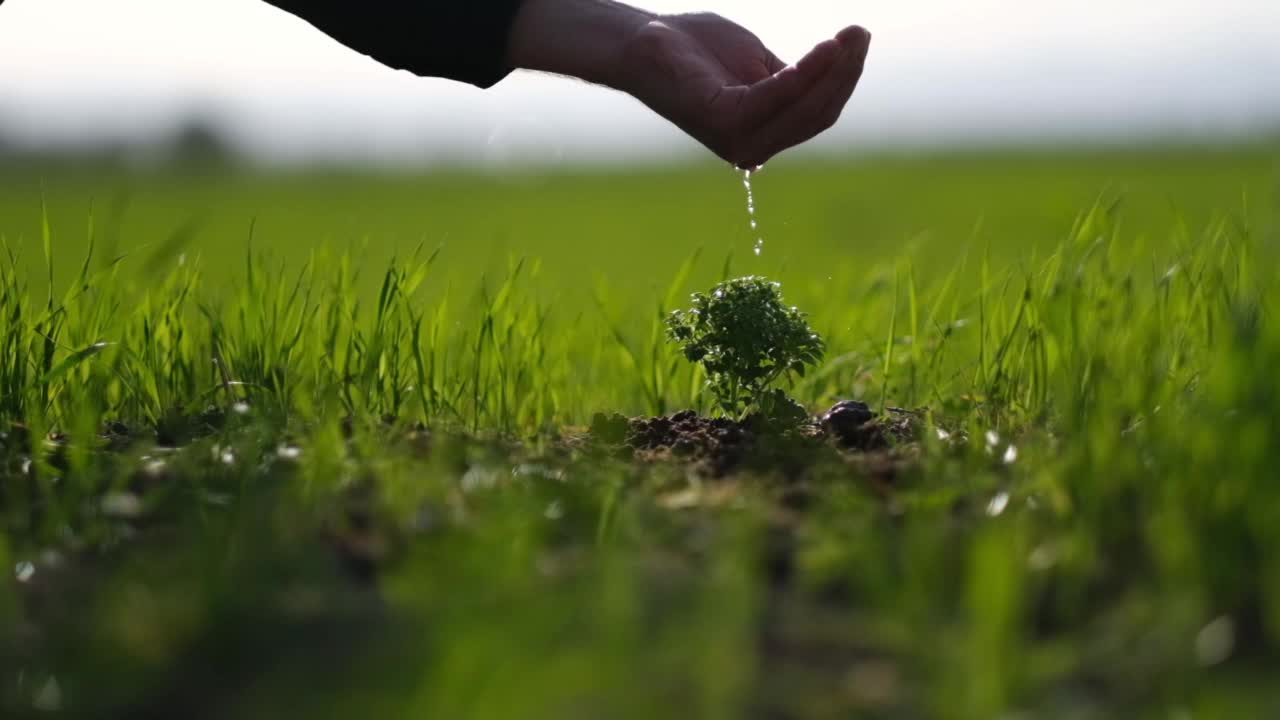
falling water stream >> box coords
[742,168,763,256]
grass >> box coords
[0,143,1277,718]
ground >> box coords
[0,143,1278,718]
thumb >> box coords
[739,38,841,129]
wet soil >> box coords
[587,401,918,478]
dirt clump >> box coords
[590,410,776,475]
[589,403,918,477]
[821,401,915,450]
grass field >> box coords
[1,143,1277,718]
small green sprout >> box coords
[666,276,825,420]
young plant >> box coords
[666,276,824,420]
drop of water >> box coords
[985,491,1010,517]
[1196,616,1236,666]
[15,561,35,583]
[1002,444,1019,464]
[1028,544,1057,570]
[34,676,62,712]
[741,168,763,256]
[101,492,143,519]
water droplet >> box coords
[232,402,251,415]
[984,430,1000,448]
[985,491,1010,517]
[1028,544,1057,570]
[513,463,564,481]
[15,561,35,583]
[1196,616,1236,666]
[34,676,61,712]
[741,168,764,256]
[460,466,501,493]
[101,492,143,519]
[1002,445,1018,464]
[276,445,303,461]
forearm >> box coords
[266,0,660,90]
[263,1,525,88]
[507,0,657,88]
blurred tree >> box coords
[167,117,235,169]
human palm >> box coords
[619,14,870,168]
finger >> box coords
[737,38,841,128]
[742,28,870,166]
[836,24,871,48]
[763,49,787,75]
[813,28,871,134]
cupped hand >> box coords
[616,15,871,168]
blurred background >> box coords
[1,6,1279,716]
[1,0,1277,166]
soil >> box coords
[588,401,919,478]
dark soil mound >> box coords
[588,402,918,477]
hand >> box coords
[507,0,871,169]
[617,15,871,169]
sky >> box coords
[0,0,1277,165]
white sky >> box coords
[0,0,1277,164]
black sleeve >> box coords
[263,1,526,89]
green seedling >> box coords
[666,276,824,421]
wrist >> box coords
[508,0,656,88]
